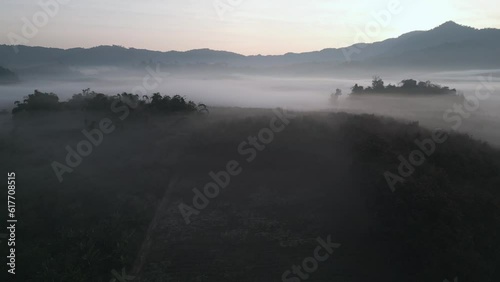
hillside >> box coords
[2,109,500,281]
[0,66,19,84]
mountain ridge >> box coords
[1,21,499,75]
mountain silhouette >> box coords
[1,21,498,75]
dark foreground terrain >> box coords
[1,108,500,282]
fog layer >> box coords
[1,68,500,145]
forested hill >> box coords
[0,66,19,84]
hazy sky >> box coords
[1,0,499,55]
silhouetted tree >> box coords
[351,84,364,94]
[372,76,385,91]
[12,90,61,114]
[330,88,343,105]
[400,79,417,89]
[13,89,202,116]
[349,77,459,95]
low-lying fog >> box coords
[1,68,500,146]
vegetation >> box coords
[12,90,62,114]
[330,88,342,104]
[2,110,500,281]
[12,89,204,115]
[351,76,458,95]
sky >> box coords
[1,0,499,55]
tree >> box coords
[372,76,385,91]
[351,84,364,94]
[400,79,417,89]
[330,89,342,105]
[12,90,61,114]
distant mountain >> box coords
[348,21,500,68]
[0,21,499,75]
[0,66,19,84]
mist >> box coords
[2,67,500,146]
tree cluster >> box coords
[351,76,458,95]
[12,89,204,115]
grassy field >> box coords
[1,108,500,281]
